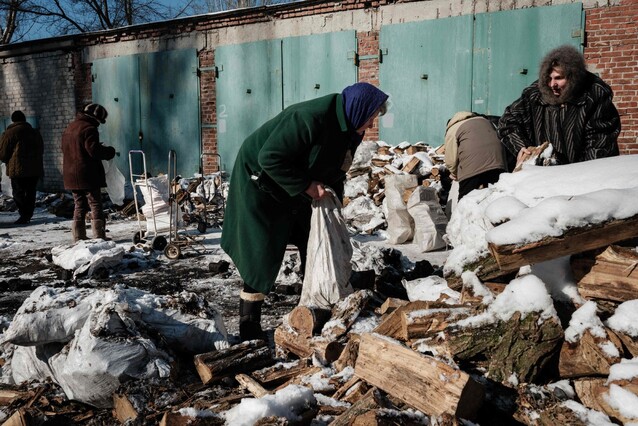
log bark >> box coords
[194,340,273,385]
[354,333,484,420]
[571,245,638,302]
[440,311,564,383]
[488,214,638,272]
[321,290,373,340]
[558,329,623,378]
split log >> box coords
[488,214,638,272]
[574,377,638,424]
[513,141,549,172]
[571,245,638,302]
[113,393,138,423]
[311,337,344,364]
[383,164,404,175]
[373,301,443,340]
[334,334,361,372]
[194,340,273,385]
[251,359,312,387]
[354,333,484,420]
[612,329,638,357]
[332,376,363,400]
[288,306,331,338]
[235,374,269,398]
[402,157,421,174]
[400,306,471,341]
[272,366,323,391]
[331,388,395,426]
[558,328,623,378]
[340,381,370,405]
[372,158,392,167]
[321,290,373,340]
[445,255,512,290]
[379,297,409,315]
[377,146,392,156]
[402,187,417,204]
[406,145,428,155]
[429,166,440,177]
[274,325,313,359]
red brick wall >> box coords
[585,0,638,155]
[357,30,382,142]
[199,49,219,172]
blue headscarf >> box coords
[342,82,389,131]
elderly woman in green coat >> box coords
[221,82,389,341]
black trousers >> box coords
[11,176,39,220]
[458,169,504,201]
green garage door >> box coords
[379,16,474,147]
[92,49,200,179]
[472,3,584,116]
[215,31,357,173]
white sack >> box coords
[407,186,448,252]
[102,159,126,206]
[0,164,11,197]
[7,343,59,384]
[48,305,172,408]
[384,174,417,244]
[51,240,125,278]
[1,286,99,346]
[299,189,354,309]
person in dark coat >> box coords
[61,103,116,242]
[221,82,389,341]
[0,111,44,225]
[498,44,621,170]
[444,111,507,200]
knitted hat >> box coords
[83,103,108,124]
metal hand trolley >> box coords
[128,150,168,251]
[164,150,208,260]
[196,152,225,231]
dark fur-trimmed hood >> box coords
[538,45,588,105]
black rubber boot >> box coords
[239,291,266,342]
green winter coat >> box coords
[221,93,354,294]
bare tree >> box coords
[0,0,199,43]
[194,0,291,13]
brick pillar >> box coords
[357,30,382,142]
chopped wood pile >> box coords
[343,140,451,235]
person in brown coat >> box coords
[444,111,507,200]
[61,103,116,242]
[0,111,44,225]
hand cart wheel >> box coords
[151,235,168,251]
[164,243,181,260]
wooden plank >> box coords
[354,333,484,420]
[488,215,638,272]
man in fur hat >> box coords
[498,44,620,170]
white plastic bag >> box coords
[0,163,12,197]
[102,159,126,206]
[299,189,354,309]
[384,174,417,244]
[407,186,448,252]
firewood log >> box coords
[558,328,623,378]
[194,340,273,385]
[355,333,484,420]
